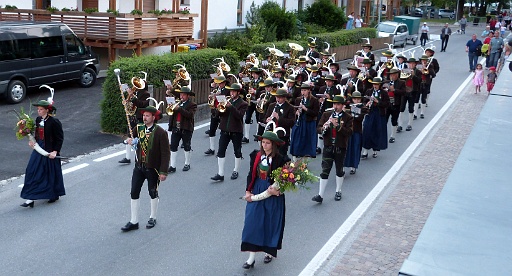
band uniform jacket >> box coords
[317,110,353,148]
[318,85,341,111]
[362,68,378,92]
[358,52,376,66]
[385,79,406,107]
[132,124,170,175]
[363,88,390,116]
[405,68,422,92]
[131,90,150,121]
[255,90,276,123]
[264,101,295,139]
[167,99,197,132]
[419,67,436,85]
[219,97,249,133]
[35,116,64,154]
[294,95,320,122]
[340,76,364,98]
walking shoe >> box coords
[183,164,190,171]
[146,218,157,229]
[205,130,210,135]
[204,149,215,155]
[211,174,224,181]
[334,192,342,201]
[372,152,378,158]
[397,126,402,133]
[350,168,356,175]
[231,171,239,180]
[406,125,412,131]
[311,195,323,203]
[413,115,417,120]
[121,222,139,232]
[316,147,322,154]
[253,136,259,142]
[118,158,131,164]
[180,144,185,149]
[389,137,395,143]
[264,255,273,264]
[420,114,425,119]
[241,137,250,143]
[168,166,176,173]
[361,154,368,159]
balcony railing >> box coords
[0,9,200,60]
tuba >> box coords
[214,57,231,74]
[217,96,231,113]
[208,88,218,109]
[256,93,270,113]
[172,64,191,89]
[131,71,148,90]
[166,99,181,116]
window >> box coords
[180,0,190,5]
[237,0,243,25]
[31,36,64,58]
[65,34,85,55]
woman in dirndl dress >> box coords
[241,131,289,269]
[290,83,320,159]
[361,77,390,159]
[20,100,65,208]
[344,91,367,174]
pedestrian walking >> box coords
[488,31,504,68]
[440,23,452,52]
[121,106,170,231]
[290,83,320,159]
[486,66,497,94]
[472,64,484,94]
[420,22,429,46]
[20,98,65,208]
[466,34,483,72]
[354,15,364,28]
[241,131,288,269]
[346,12,355,30]
[459,15,467,34]
[361,77,390,159]
[344,91,366,175]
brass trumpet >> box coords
[256,93,270,113]
[217,96,231,113]
[208,89,218,109]
[166,99,181,116]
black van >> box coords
[0,22,99,103]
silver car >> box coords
[438,9,455,19]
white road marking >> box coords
[62,163,89,175]
[299,60,477,276]
[93,151,125,162]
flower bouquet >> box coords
[246,158,318,201]
[12,108,51,157]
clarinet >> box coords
[295,96,306,126]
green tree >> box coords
[258,1,297,40]
[302,0,345,31]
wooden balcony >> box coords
[0,9,200,62]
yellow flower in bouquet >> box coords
[270,158,318,193]
[12,108,35,140]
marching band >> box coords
[118,38,440,204]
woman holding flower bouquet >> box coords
[241,131,290,269]
[20,100,65,208]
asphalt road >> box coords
[0,26,481,275]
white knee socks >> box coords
[408,113,414,126]
[246,252,256,264]
[335,176,344,192]
[318,179,328,198]
[184,151,191,166]
[125,144,132,160]
[209,137,216,151]
[150,198,159,219]
[170,151,177,168]
[234,157,241,172]
[244,123,251,139]
[217,157,225,176]
[130,199,140,224]
[391,126,397,138]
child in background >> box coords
[486,66,497,95]
[472,63,484,94]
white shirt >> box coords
[421,25,429,33]
[355,18,363,28]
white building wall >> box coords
[0,0,31,9]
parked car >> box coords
[413,8,423,17]
[376,21,410,48]
[0,22,99,103]
[438,9,455,19]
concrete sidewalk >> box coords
[317,69,489,275]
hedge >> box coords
[100,48,238,134]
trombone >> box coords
[114,68,135,139]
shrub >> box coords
[84,7,99,13]
[100,48,238,134]
[106,9,119,16]
[259,1,297,40]
[130,9,143,15]
[4,5,17,10]
[46,6,59,12]
[303,0,346,31]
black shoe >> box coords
[48,197,59,203]
[118,158,131,164]
[168,166,176,173]
[413,115,417,120]
[242,261,255,269]
[406,125,412,131]
[264,255,273,263]
[183,164,190,171]
[361,154,368,159]
[350,168,356,175]
[204,149,215,155]
[372,152,378,158]
[397,126,402,133]
[316,147,322,154]
[254,136,259,142]
[389,137,395,143]
[20,201,34,208]
[211,174,224,181]
[205,130,210,135]
[121,222,139,232]
[334,192,342,201]
[231,171,239,180]
[180,144,184,149]
[241,137,250,144]
[420,114,425,119]
[311,194,323,203]
[146,218,157,229]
